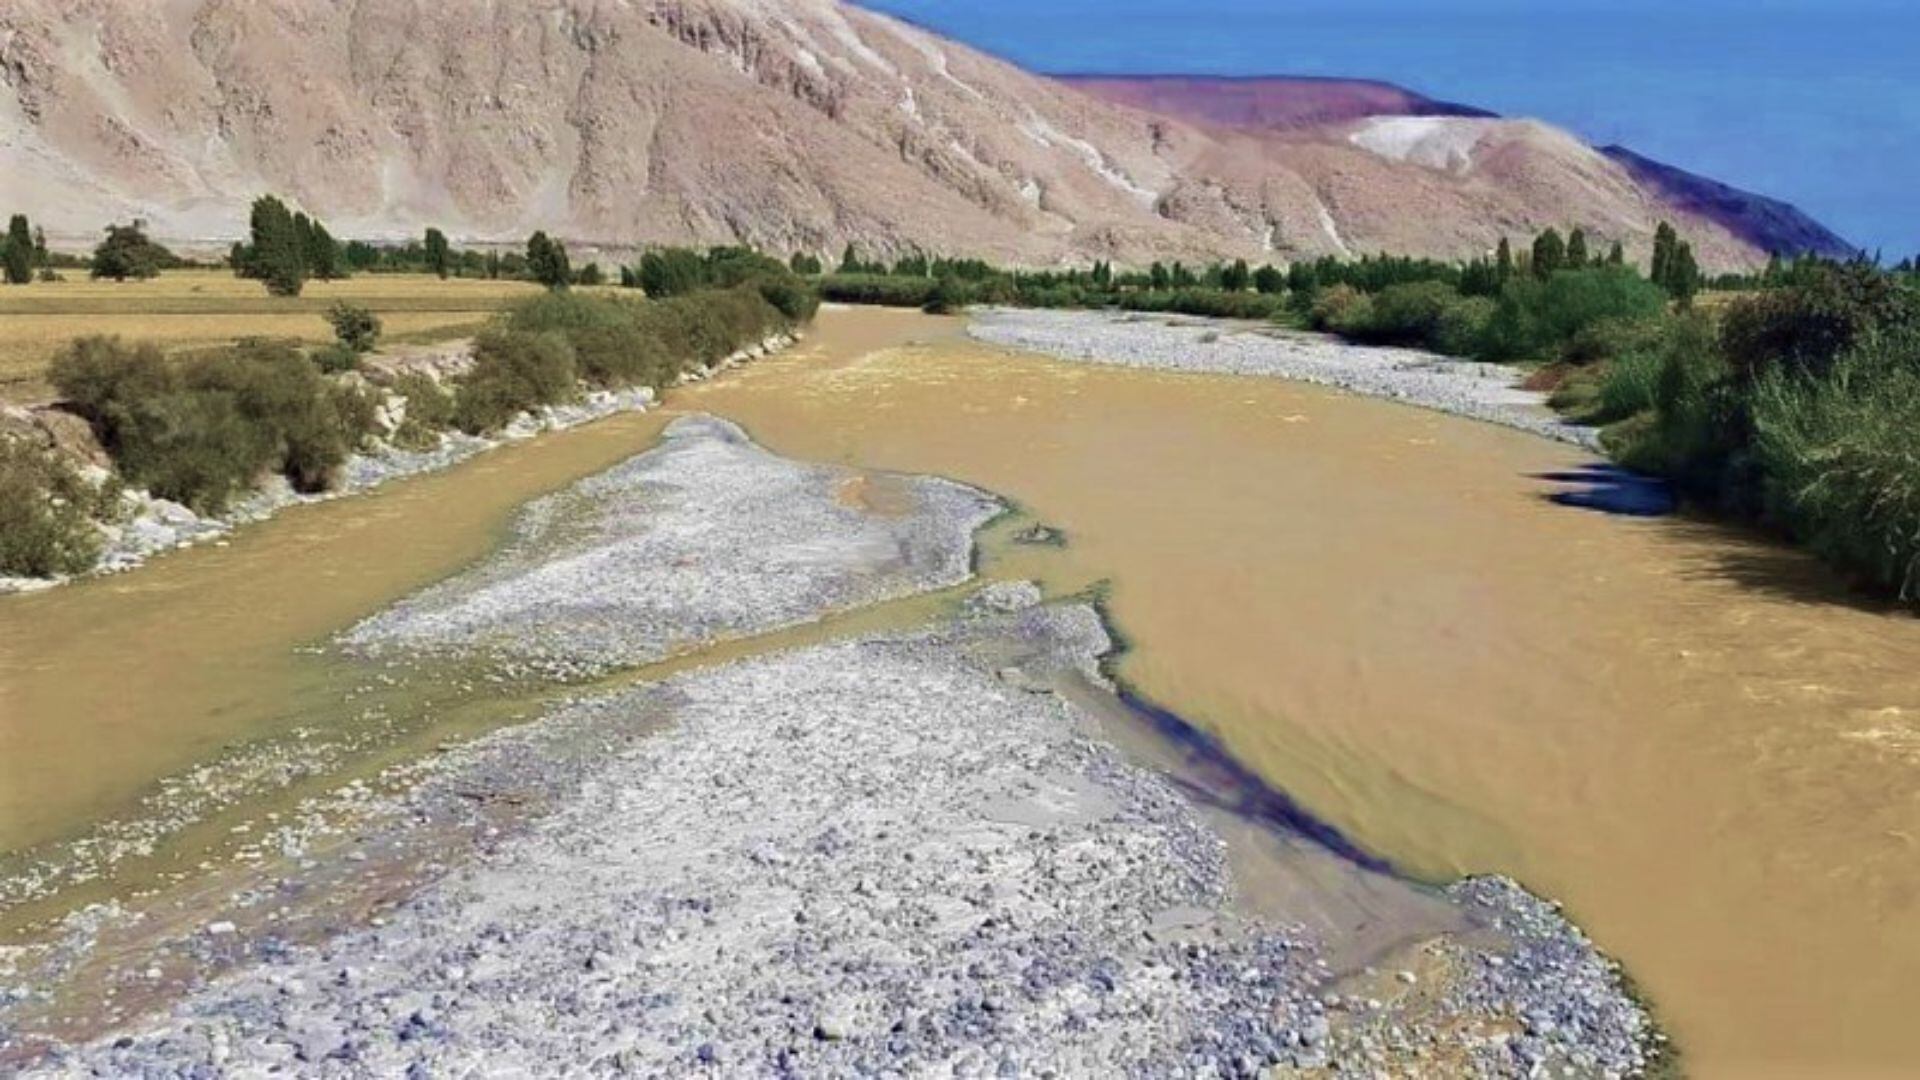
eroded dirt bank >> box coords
[3,416,1651,1077]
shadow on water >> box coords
[1115,687,1393,875]
[1533,464,1676,517]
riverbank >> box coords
[0,330,797,596]
[4,416,1656,1077]
[967,307,1600,449]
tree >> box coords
[4,215,31,285]
[1252,264,1284,294]
[1650,221,1678,287]
[31,226,48,270]
[526,231,571,290]
[839,243,861,274]
[638,248,707,297]
[1221,258,1251,292]
[424,228,451,279]
[1494,237,1514,285]
[789,251,822,276]
[1607,241,1626,267]
[1531,228,1566,279]
[90,222,169,281]
[1149,262,1170,291]
[1565,228,1589,270]
[1667,241,1701,306]
[306,218,341,280]
[247,195,307,296]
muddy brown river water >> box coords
[4,306,1919,1076]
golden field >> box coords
[0,271,545,401]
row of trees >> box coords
[228,196,343,296]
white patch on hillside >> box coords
[1021,111,1156,206]
[1348,116,1490,173]
[1314,198,1352,257]
[882,17,986,101]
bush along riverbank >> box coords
[0,280,811,591]
[814,238,1920,605]
[1300,254,1920,603]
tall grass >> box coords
[1748,329,1920,597]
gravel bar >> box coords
[968,307,1601,450]
[343,415,1001,677]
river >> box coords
[4,306,1918,1076]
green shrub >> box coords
[326,302,382,352]
[503,285,793,390]
[1307,284,1370,332]
[311,342,361,374]
[923,277,973,314]
[1328,281,1493,353]
[50,336,376,510]
[1581,315,1715,426]
[452,331,578,434]
[0,438,103,577]
[754,274,820,322]
[388,373,456,449]
[817,273,938,308]
[1561,315,1668,367]
[1607,333,1743,498]
[1477,267,1668,362]
[1720,263,1920,381]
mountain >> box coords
[1055,74,1495,131]
[1599,145,1856,260]
[0,0,1794,270]
[1067,75,1853,262]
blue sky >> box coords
[861,0,1917,257]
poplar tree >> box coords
[424,228,451,279]
[527,231,571,290]
[1494,237,1514,285]
[4,215,32,285]
[1650,222,1678,287]
[306,219,341,280]
[1531,228,1566,279]
[1565,228,1589,269]
[1607,241,1626,266]
[248,196,306,297]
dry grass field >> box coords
[0,271,547,402]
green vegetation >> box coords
[0,437,108,577]
[526,231,571,291]
[424,228,452,280]
[326,302,383,353]
[50,336,379,511]
[90,223,173,282]
[4,215,34,285]
[451,330,579,435]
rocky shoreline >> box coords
[6,417,1657,1077]
[967,307,1601,450]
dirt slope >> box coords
[0,0,1782,269]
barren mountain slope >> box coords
[0,0,1775,268]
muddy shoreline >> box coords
[4,417,1657,1077]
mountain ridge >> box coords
[0,0,1818,270]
